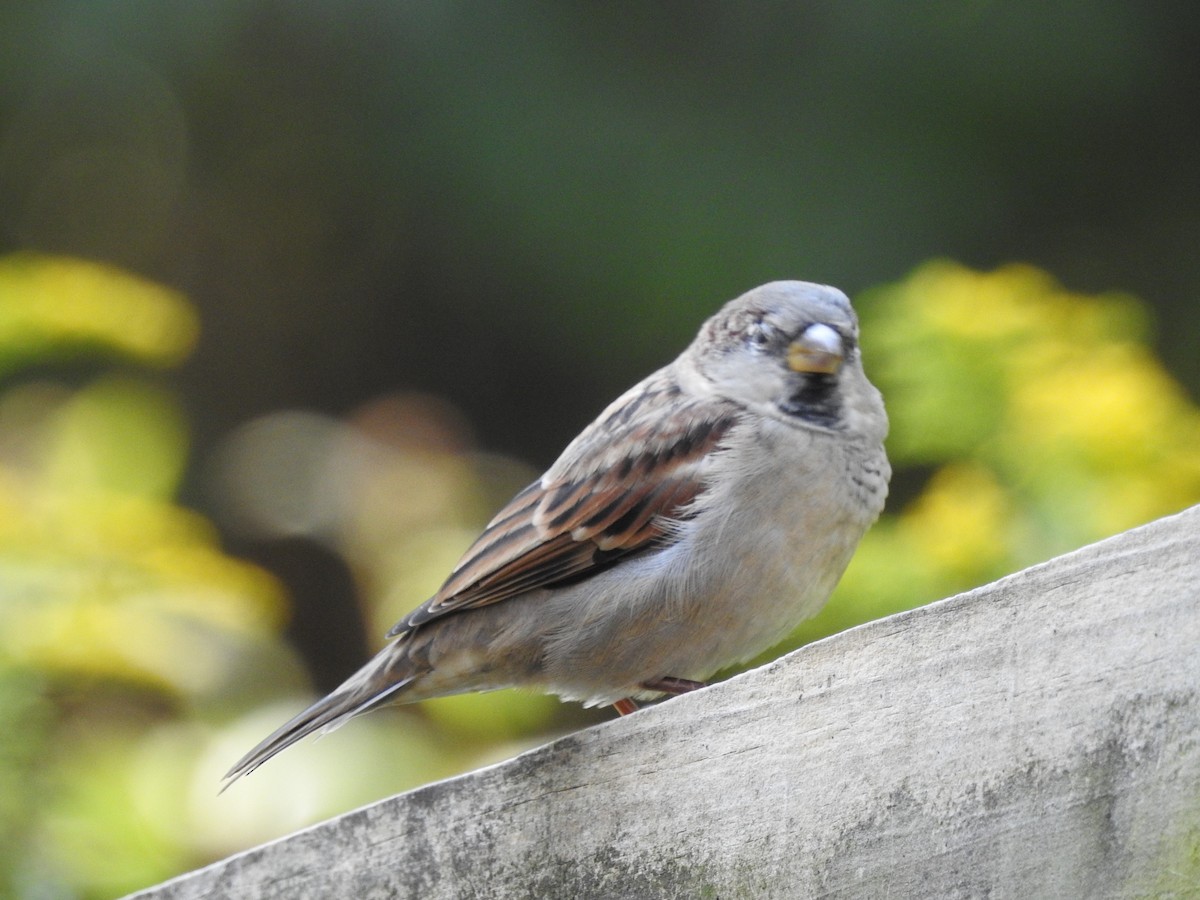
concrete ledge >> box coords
[126,505,1200,899]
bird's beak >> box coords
[787,323,844,375]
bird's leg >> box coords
[612,698,639,716]
[642,676,707,695]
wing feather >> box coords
[388,377,737,636]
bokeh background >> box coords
[3,3,1200,897]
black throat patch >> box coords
[778,373,842,428]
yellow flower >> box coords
[898,463,1011,576]
[0,253,198,368]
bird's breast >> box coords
[539,419,888,702]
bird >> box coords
[224,280,890,785]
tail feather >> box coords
[222,671,416,790]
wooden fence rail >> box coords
[126,505,1200,899]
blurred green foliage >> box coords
[0,254,293,897]
[3,251,1199,898]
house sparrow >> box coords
[225,281,889,784]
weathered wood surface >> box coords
[127,505,1200,899]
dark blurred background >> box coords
[4,2,1198,452]
[2,3,1200,896]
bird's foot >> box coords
[643,676,707,695]
[611,677,708,715]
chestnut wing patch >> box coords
[389,404,735,635]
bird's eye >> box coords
[746,320,775,349]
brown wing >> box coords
[388,378,737,636]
